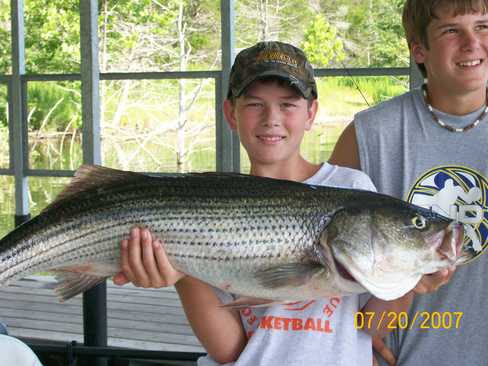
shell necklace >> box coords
[422,84,488,133]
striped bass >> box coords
[0,165,471,302]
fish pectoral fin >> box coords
[220,296,279,309]
[254,263,323,289]
[51,270,108,302]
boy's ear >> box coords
[223,99,238,130]
[411,41,426,64]
[305,99,318,131]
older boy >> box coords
[331,1,488,365]
[114,41,419,365]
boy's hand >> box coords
[413,266,455,294]
[373,335,396,366]
[113,226,186,288]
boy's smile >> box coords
[256,134,286,144]
[412,6,488,112]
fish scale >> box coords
[0,165,472,302]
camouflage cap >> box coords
[227,41,317,100]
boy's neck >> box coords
[425,83,487,115]
[249,157,321,182]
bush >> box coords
[337,76,408,105]
[27,82,81,131]
[0,86,7,128]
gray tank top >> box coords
[355,88,488,366]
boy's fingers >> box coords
[119,238,135,284]
[153,239,184,285]
[140,230,162,287]
[128,227,150,287]
[112,272,129,286]
[373,335,396,366]
[119,227,182,288]
[153,239,172,273]
[414,267,454,294]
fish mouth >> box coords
[318,238,358,284]
[447,223,475,265]
[333,256,357,282]
[323,244,366,295]
[443,222,464,260]
[428,222,465,263]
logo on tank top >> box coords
[406,166,487,261]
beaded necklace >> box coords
[422,84,488,133]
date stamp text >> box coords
[354,311,463,330]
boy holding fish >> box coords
[330,0,488,365]
[113,41,453,365]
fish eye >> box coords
[411,215,427,229]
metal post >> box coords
[217,0,240,172]
[10,0,29,227]
[80,0,101,164]
[80,1,106,365]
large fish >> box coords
[0,165,471,303]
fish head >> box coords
[325,200,469,300]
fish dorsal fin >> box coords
[43,164,152,212]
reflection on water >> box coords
[0,175,13,238]
[0,177,71,238]
[0,215,13,238]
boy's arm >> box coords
[113,227,246,364]
[360,293,414,338]
[175,277,247,363]
[328,122,360,169]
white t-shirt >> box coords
[198,163,376,366]
[0,335,43,366]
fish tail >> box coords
[53,271,109,302]
[50,262,119,302]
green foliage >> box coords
[99,0,174,70]
[27,83,81,131]
[344,0,408,67]
[301,15,345,67]
[184,0,221,68]
[0,0,10,74]
[369,0,409,67]
[337,76,408,104]
[99,0,220,71]
[24,0,80,73]
[0,0,411,72]
[235,0,314,47]
[0,85,7,127]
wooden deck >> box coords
[0,275,205,354]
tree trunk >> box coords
[177,1,187,173]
